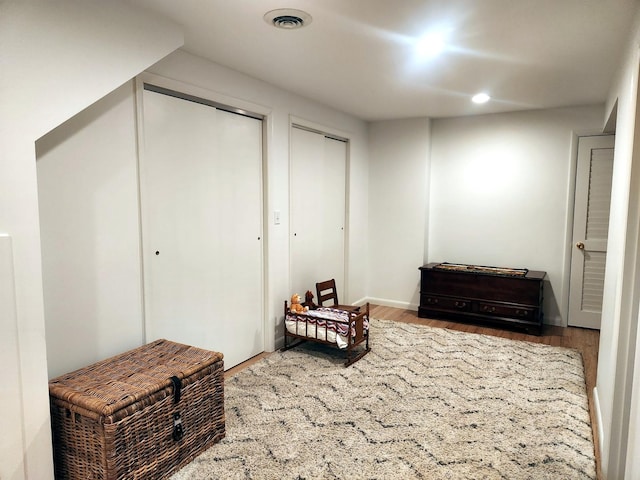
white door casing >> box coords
[568,135,615,329]
[140,87,264,369]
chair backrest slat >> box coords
[316,279,339,307]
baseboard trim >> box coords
[351,297,369,307]
[364,297,419,311]
[545,315,565,327]
[593,385,605,468]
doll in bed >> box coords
[290,293,309,313]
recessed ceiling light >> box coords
[472,93,491,104]
[264,9,312,29]
[415,32,446,58]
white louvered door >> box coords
[568,135,615,329]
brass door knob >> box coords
[576,242,585,250]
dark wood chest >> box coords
[418,263,546,335]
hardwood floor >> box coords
[226,304,602,478]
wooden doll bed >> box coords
[282,301,371,366]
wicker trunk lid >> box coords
[49,339,225,480]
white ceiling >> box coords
[125,0,638,121]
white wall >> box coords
[0,235,26,480]
[36,81,144,378]
[368,118,431,309]
[596,8,640,479]
[0,1,182,143]
[4,2,637,479]
[145,50,370,347]
[32,47,370,380]
[429,106,604,325]
[0,2,182,478]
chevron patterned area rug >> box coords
[170,318,595,480]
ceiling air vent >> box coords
[264,9,312,29]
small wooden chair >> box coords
[315,279,360,312]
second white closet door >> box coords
[141,89,263,369]
[290,127,347,300]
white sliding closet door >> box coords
[290,126,347,301]
[141,88,263,369]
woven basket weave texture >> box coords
[49,339,225,480]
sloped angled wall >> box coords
[0,2,182,478]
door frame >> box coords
[567,134,615,328]
[134,72,272,350]
[562,131,615,328]
[289,116,352,304]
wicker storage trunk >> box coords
[49,339,225,480]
